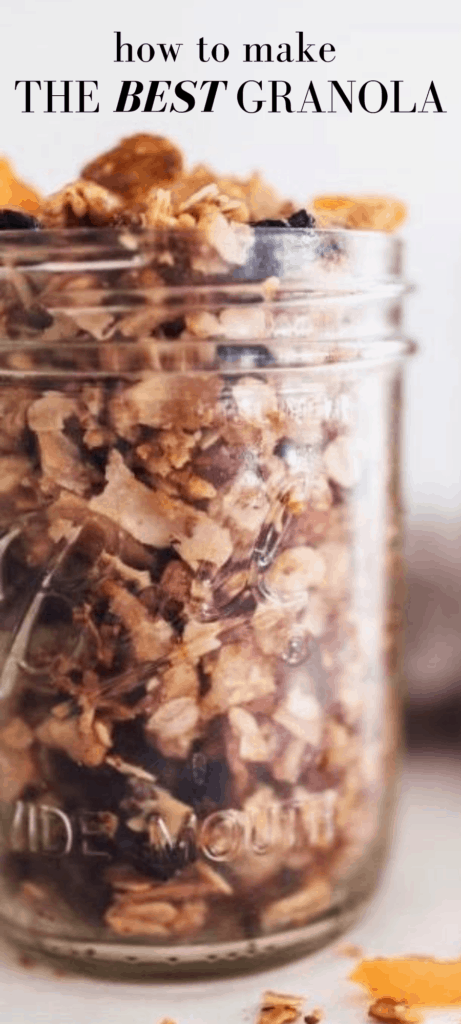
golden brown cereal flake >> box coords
[257,990,305,1024]
[41,180,123,227]
[368,998,420,1023]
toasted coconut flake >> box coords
[101,577,174,662]
[324,435,359,489]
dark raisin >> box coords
[114,820,196,880]
[0,208,40,231]
[113,719,160,774]
[328,478,345,506]
[288,209,316,229]
[159,316,186,339]
[193,441,244,489]
[176,751,230,812]
[252,218,287,228]
[40,750,128,812]
[316,236,343,263]
[6,303,53,332]
[217,344,275,368]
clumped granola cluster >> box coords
[0,134,404,955]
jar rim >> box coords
[0,224,405,293]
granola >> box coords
[0,134,406,961]
[257,991,305,1024]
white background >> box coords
[0,0,460,693]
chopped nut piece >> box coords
[105,897,177,936]
[368,999,419,1023]
[0,455,31,494]
[228,706,269,762]
[318,541,350,600]
[220,306,268,339]
[265,546,326,599]
[27,392,78,432]
[232,377,278,423]
[182,618,223,662]
[273,690,322,744]
[204,641,275,715]
[197,206,253,266]
[257,991,305,1024]
[41,180,123,227]
[324,435,359,489]
[336,941,364,958]
[304,1012,323,1024]
[35,431,91,496]
[144,188,176,228]
[186,310,224,338]
[175,515,233,572]
[252,601,299,657]
[220,468,270,536]
[272,736,306,785]
[100,553,152,591]
[148,696,199,739]
[111,374,222,433]
[158,650,199,701]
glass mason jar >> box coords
[0,225,410,977]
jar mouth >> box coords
[0,224,404,292]
[0,224,411,370]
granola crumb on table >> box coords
[0,133,406,957]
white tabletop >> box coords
[0,751,460,1024]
